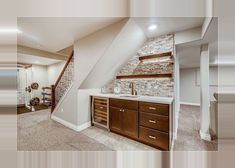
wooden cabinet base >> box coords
[110,129,168,151]
[139,126,169,150]
[91,97,172,151]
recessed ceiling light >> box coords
[0,28,22,34]
[148,24,158,31]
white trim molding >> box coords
[174,114,179,140]
[51,115,77,131]
[171,112,179,150]
[77,122,91,132]
[200,130,211,141]
[51,115,91,132]
[180,101,200,106]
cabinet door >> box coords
[122,109,138,138]
[110,107,122,133]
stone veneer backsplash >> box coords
[55,56,74,105]
[102,34,174,97]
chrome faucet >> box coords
[129,82,137,95]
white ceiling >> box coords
[134,17,205,69]
[177,18,220,68]
[17,17,124,52]
[18,53,63,66]
[18,17,220,68]
[134,17,204,38]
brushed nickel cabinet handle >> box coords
[149,120,156,124]
[99,107,104,109]
[119,109,122,112]
[149,107,156,110]
[149,135,156,140]
[122,109,125,112]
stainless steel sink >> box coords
[119,95,140,98]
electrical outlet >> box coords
[61,108,64,113]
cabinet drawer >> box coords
[109,98,138,111]
[94,98,108,106]
[140,112,169,132]
[139,126,169,150]
[94,104,107,112]
[139,102,169,116]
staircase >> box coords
[50,19,147,128]
[51,51,74,112]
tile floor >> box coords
[82,126,156,151]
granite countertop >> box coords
[90,93,173,104]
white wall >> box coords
[180,67,221,105]
[218,66,235,92]
[31,64,48,100]
[52,19,128,126]
[80,18,146,89]
[17,68,27,105]
[52,18,147,128]
[175,27,202,45]
[76,19,128,88]
[17,62,66,105]
[180,68,200,105]
[180,66,235,105]
[47,61,66,85]
[77,89,101,127]
[77,18,146,127]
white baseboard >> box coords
[200,130,211,141]
[173,127,178,140]
[171,112,179,150]
[171,137,175,150]
[175,114,179,139]
[51,115,91,132]
[51,115,78,131]
[77,121,91,132]
[180,101,200,106]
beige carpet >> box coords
[173,105,218,151]
[18,105,217,151]
[17,109,112,151]
[17,109,155,151]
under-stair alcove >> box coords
[102,34,175,98]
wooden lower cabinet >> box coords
[109,98,138,139]
[139,102,171,150]
[122,109,138,138]
[97,98,171,151]
[109,107,122,133]
[110,106,138,139]
[139,112,169,132]
[139,126,169,150]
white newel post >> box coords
[200,44,211,141]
